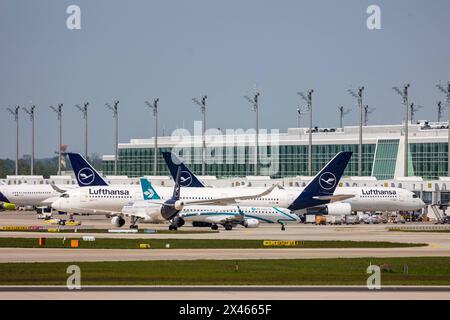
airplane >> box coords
[51,152,353,223]
[0,183,74,209]
[0,153,110,211]
[162,152,426,214]
[131,177,300,230]
[58,167,291,230]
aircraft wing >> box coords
[183,184,277,206]
[312,194,355,202]
[49,183,67,194]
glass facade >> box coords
[103,143,376,178]
[410,143,448,180]
[103,140,450,179]
[372,139,399,180]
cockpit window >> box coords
[412,194,418,198]
[61,193,70,198]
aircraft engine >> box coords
[243,218,259,228]
[172,216,185,228]
[111,216,126,227]
[324,203,352,215]
[174,200,184,211]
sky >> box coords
[1,0,450,159]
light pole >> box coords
[244,92,260,176]
[22,105,35,175]
[297,106,307,128]
[192,95,207,176]
[298,90,314,176]
[49,104,63,175]
[75,102,89,159]
[363,105,376,126]
[436,81,450,176]
[348,86,365,176]
[338,106,351,130]
[7,106,20,175]
[409,103,423,122]
[106,100,119,175]
[437,101,444,122]
[393,84,410,177]
[145,98,159,175]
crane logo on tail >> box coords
[179,171,193,187]
[319,172,337,190]
[77,168,95,185]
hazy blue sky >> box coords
[1,0,450,159]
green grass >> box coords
[1,257,449,285]
[0,238,426,249]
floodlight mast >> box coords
[192,95,207,176]
[298,90,314,176]
[105,100,119,175]
[393,84,410,177]
[75,102,89,159]
[348,86,365,176]
[22,105,36,175]
[436,81,450,176]
[409,103,423,122]
[338,106,351,130]
[145,98,159,175]
[364,105,375,126]
[244,92,260,175]
[437,101,444,122]
[49,104,63,175]
[7,106,20,175]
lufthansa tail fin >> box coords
[288,151,352,211]
[171,167,182,201]
[66,153,109,187]
[162,152,205,187]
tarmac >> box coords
[1,211,450,299]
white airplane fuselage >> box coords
[0,184,76,207]
[51,185,425,215]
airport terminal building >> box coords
[102,122,449,181]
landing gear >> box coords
[169,224,178,231]
[130,216,139,229]
[281,224,286,231]
[211,224,219,231]
[224,224,233,231]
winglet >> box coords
[66,153,109,187]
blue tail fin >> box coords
[140,178,161,200]
[66,153,109,187]
[162,152,205,187]
[288,151,352,211]
[171,167,181,201]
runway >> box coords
[0,286,449,300]
[1,212,450,263]
[1,245,450,263]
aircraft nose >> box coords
[420,199,426,208]
[51,199,61,211]
[0,191,10,204]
